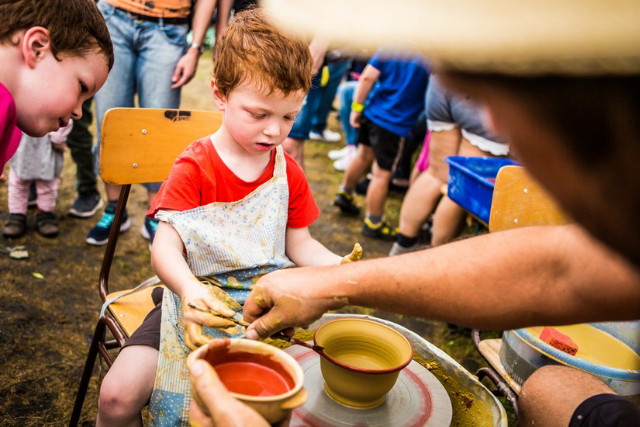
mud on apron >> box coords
[149,146,294,425]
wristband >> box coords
[351,101,364,113]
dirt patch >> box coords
[0,53,492,425]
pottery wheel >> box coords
[285,344,452,427]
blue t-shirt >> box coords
[364,52,429,138]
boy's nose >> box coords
[71,102,83,120]
[264,121,281,137]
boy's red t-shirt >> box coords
[147,137,319,228]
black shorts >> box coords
[122,287,164,350]
[570,393,640,427]
[358,116,405,171]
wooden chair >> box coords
[472,165,571,416]
[69,108,223,425]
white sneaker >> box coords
[309,129,341,142]
[328,145,353,160]
[333,146,356,171]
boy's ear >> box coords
[211,79,227,111]
[22,27,51,68]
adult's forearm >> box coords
[323,225,640,329]
[191,0,218,47]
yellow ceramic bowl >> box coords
[314,318,413,409]
[187,338,307,424]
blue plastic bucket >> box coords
[446,156,519,223]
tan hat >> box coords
[261,0,640,75]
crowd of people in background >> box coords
[2,1,638,426]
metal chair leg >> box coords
[69,320,106,426]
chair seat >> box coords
[106,285,164,338]
[477,338,522,394]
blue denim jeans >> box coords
[94,1,188,191]
[337,80,359,145]
[310,59,350,134]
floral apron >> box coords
[149,146,294,426]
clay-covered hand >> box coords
[243,267,348,340]
[189,357,269,427]
[341,243,363,264]
[182,282,237,350]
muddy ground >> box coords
[0,54,497,426]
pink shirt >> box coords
[0,83,21,170]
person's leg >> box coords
[397,170,443,239]
[519,365,622,427]
[337,80,359,147]
[341,144,374,190]
[97,345,159,427]
[366,162,392,218]
[429,195,466,246]
[7,169,29,215]
[137,21,187,243]
[67,97,103,218]
[3,169,29,237]
[89,4,137,245]
[284,73,323,168]
[310,59,349,138]
[34,178,60,237]
[333,144,373,215]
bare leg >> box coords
[519,365,615,427]
[282,137,304,169]
[366,162,392,217]
[341,144,374,190]
[105,183,121,202]
[96,345,159,427]
[430,195,467,246]
[398,170,444,238]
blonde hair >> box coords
[214,8,313,97]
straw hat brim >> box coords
[261,0,640,76]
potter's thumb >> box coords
[192,360,229,402]
[246,317,277,340]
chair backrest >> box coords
[97,108,223,300]
[100,108,223,185]
[489,166,571,232]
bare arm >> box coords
[244,224,640,339]
[285,226,342,266]
[172,0,218,88]
[213,0,233,60]
[152,220,235,349]
[308,36,329,75]
[349,64,380,128]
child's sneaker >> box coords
[36,211,59,238]
[68,192,104,218]
[141,217,159,245]
[333,190,360,215]
[361,217,397,241]
[309,129,341,142]
[85,204,131,246]
[2,213,27,238]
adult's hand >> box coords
[243,266,348,340]
[189,358,269,427]
[171,49,199,88]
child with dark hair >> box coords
[0,0,113,170]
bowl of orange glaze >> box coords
[187,338,307,424]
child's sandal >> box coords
[36,211,59,238]
[2,213,27,238]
